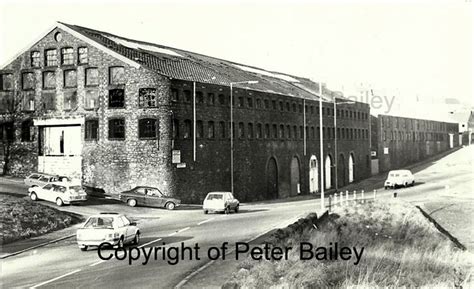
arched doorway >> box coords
[309,155,318,193]
[348,153,355,183]
[266,157,278,199]
[290,156,300,196]
[338,153,346,188]
[325,155,332,190]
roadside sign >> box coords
[172,150,181,164]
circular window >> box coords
[54,32,62,42]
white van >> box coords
[384,170,415,189]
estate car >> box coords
[28,182,87,206]
[384,169,415,189]
[203,192,239,214]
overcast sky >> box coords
[0,0,472,120]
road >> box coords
[0,146,472,288]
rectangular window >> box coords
[85,68,99,86]
[0,122,14,142]
[196,91,204,104]
[85,119,99,140]
[238,122,244,138]
[256,98,261,109]
[43,71,55,89]
[171,89,179,102]
[183,90,192,102]
[108,89,125,108]
[238,97,244,107]
[21,120,33,142]
[31,51,41,67]
[78,47,88,64]
[279,101,283,111]
[218,94,225,105]
[109,66,125,85]
[22,72,35,90]
[247,97,253,108]
[208,121,215,139]
[42,91,56,110]
[63,91,77,110]
[138,118,158,139]
[0,73,13,91]
[61,48,74,65]
[219,121,226,138]
[264,99,269,109]
[139,88,157,108]
[21,92,35,111]
[45,49,57,66]
[85,89,99,109]
[108,118,125,140]
[63,69,77,88]
[207,93,215,105]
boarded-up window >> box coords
[0,73,13,91]
[63,91,77,110]
[63,69,77,88]
[78,47,88,64]
[138,88,157,108]
[42,91,55,111]
[85,68,99,86]
[108,118,125,140]
[45,49,57,66]
[85,119,98,140]
[22,72,35,90]
[85,89,99,109]
[108,89,124,108]
[109,66,125,85]
[43,71,55,89]
[138,118,158,139]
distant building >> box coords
[0,22,371,203]
[371,114,459,174]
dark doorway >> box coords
[266,157,278,199]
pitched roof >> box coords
[60,22,336,102]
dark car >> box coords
[118,186,181,210]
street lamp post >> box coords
[230,80,258,195]
[319,83,324,211]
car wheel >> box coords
[80,246,88,251]
[224,207,230,214]
[204,210,208,214]
[404,182,408,187]
[411,181,415,186]
[56,198,64,206]
[30,192,37,201]
[165,202,176,210]
[128,199,137,207]
[133,232,140,245]
[384,186,388,190]
[234,205,239,213]
[118,237,124,248]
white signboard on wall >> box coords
[384,147,389,155]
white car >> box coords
[384,169,415,189]
[76,213,140,251]
[203,192,239,214]
[28,182,87,206]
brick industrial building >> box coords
[370,114,459,174]
[0,22,373,203]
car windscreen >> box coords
[206,194,223,200]
[84,217,114,229]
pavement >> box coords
[0,145,472,288]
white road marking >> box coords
[168,232,177,236]
[197,218,215,225]
[30,269,81,288]
[138,237,162,248]
[177,227,190,233]
[89,260,105,267]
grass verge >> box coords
[0,194,83,245]
[226,199,473,288]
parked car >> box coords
[384,169,415,189]
[28,182,88,206]
[118,186,181,210]
[24,172,71,187]
[203,192,239,214]
[76,212,140,251]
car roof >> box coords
[29,172,57,177]
[389,170,412,173]
[88,212,123,218]
[208,191,231,195]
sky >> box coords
[0,0,472,121]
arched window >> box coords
[196,120,203,138]
[183,120,192,139]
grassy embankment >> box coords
[227,199,473,288]
[0,195,83,245]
